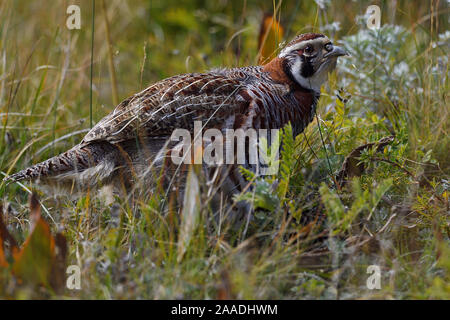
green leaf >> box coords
[234,180,279,212]
[278,123,295,201]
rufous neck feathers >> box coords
[262,57,295,87]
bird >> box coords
[4,33,346,199]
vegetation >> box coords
[0,0,448,299]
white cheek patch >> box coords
[290,58,313,90]
[289,57,329,92]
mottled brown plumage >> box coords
[5,33,346,195]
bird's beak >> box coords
[325,46,348,58]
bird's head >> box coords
[277,33,347,92]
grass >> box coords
[0,0,449,299]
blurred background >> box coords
[1,0,447,118]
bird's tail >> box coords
[4,142,118,185]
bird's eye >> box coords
[304,46,314,54]
[325,43,333,52]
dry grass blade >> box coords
[257,13,284,64]
[177,167,201,263]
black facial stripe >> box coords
[300,55,314,78]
